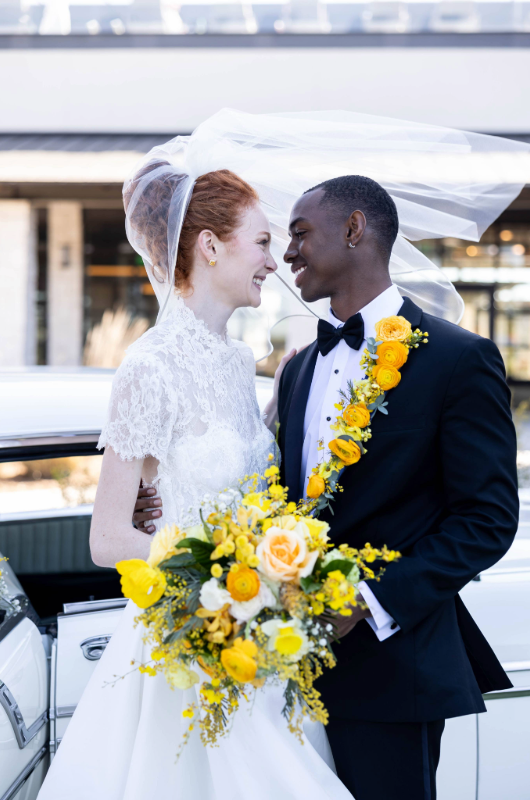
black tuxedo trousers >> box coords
[278,298,517,728]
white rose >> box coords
[184,524,208,542]
[199,578,232,611]
[230,581,277,624]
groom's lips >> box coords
[292,263,308,288]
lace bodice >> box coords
[98,297,275,529]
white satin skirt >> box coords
[38,601,354,800]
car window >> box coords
[0,455,103,516]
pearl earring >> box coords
[209,259,216,266]
[348,243,356,249]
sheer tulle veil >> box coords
[123,108,530,337]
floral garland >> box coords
[306,315,428,514]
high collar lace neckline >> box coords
[166,294,232,348]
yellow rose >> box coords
[303,517,330,546]
[256,524,318,583]
[226,566,261,602]
[373,364,401,391]
[376,341,408,369]
[220,637,258,683]
[306,474,326,499]
[343,402,371,429]
[328,438,362,466]
[116,559,166,608]
[375,316,412,342]
[147,524,185,568]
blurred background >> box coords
[1,1,530,527]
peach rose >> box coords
[374,316,412,342]
[256,524,318,584]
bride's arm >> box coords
[90,446,152,568]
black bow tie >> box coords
[317,313,365,357]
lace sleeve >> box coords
[98,353,177,462]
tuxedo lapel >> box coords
[283,341,319,503]
[398,296,423,329]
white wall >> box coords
[0,201,36,367]
[0,46,529,134]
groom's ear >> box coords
[345,210,366,248]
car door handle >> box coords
[80,635,112,661]
[0,681,47,749]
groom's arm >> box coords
[366,336,519,635]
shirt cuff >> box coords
[358,581,400,641]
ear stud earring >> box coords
[209,259,217,266]
[348,243,356,249]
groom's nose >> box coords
[283,241,297,263]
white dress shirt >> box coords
[300,284,403,642]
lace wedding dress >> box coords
[38,297,353,800]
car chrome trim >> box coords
[0,681,48,749]
[80,634,112,661]
[502,660,530,673]
[0,432,100,447]
[0,744,48,800]
[49,737,62,755]
[62,597,127,615]
[0,505,93,524]
[54,704,76,718]
[484,686,530,700]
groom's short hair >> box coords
[305,175,399,258]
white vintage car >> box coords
[0,367,528,800]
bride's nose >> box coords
[266,254,278,273]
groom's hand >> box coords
[132,481,162,534]
[324,595,372,639]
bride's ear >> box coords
[196,229,218,266]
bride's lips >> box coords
[252,274,267,292]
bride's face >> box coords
[208,204,277,310]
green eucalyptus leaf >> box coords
[300,576,322,593]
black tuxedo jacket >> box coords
[278,297,518,723]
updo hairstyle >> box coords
[125,163,259,292]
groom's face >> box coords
[284,189,346,303]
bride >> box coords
[37,162,353,799]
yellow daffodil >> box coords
[116,559,166,608]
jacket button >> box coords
[390,622,398,630]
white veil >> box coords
[123,108,530,336]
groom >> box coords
[276,176,518,799]
[133,175,518,799]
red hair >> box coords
[125,165,259,292]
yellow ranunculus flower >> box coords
[116,559,166,608]
[226,566,261,602]
[306,474,326,499]
[220,637,258,683]
[328,438,361,466]
[372,364,401,391]
[343,402,370,429]
[374,315,412,342]
[376,341,408,369]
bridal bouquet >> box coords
[116,465,399,750]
